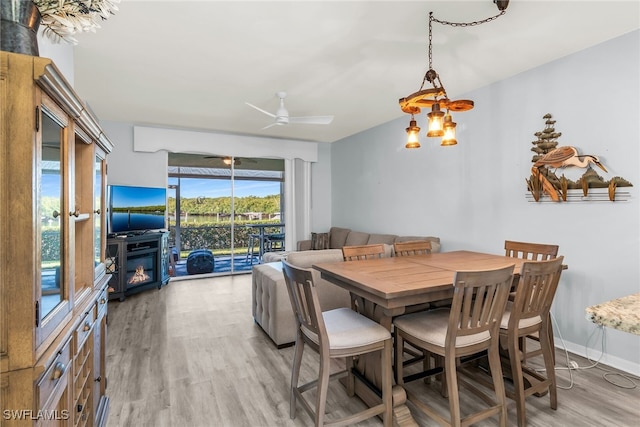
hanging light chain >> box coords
[431,9,506,28]
[421,8,506,92]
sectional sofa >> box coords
[252,227,441,347]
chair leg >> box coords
[394,332,405,385]
[508,333,527,427]
[540,323,558,410]
[382,340,393,427]
[315,350,331,427]
[444,354,461,427]
[345,356,355,397]
[487,342,507,427]
[547,313,556,365]
[290,337,304,419]
[437,355,448,398]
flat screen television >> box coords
[108,185,167,235]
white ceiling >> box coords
[72,1,639,144]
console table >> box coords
[106,232,171,301]
[585,293,640,335]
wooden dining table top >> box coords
[313,250,528,311]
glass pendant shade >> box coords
[426,103,445,137]
[441,114,457,146]
[405,119,421,149]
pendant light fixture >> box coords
[400,0,509,148]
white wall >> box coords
[330,30,640,374]
[37,33,74,84]
[101,121,169,188]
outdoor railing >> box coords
[169,221,283,256]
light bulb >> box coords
[426,103,444,137]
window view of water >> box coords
[167,157,285,275]
[111,211,166,231]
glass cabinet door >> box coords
[94,150,107,281]
[38,101,71,342]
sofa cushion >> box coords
[367,233,398,245]
[344,231,370,246]
[394,235,441,253]
[329,227,351,249]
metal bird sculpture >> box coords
[533,146,608,172]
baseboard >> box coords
[557,339,640,376]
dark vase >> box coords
[0,0,41,56]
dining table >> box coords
[313,250,530,427]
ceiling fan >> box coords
[246,91,334,129]
[203,156,257,166]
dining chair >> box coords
[504,240,559,261]
[499,256,564,427]
[281,260,393,427]
[342,243,386,261]
[504,240,559,363]
[393,264,515,427]
[392,240,435,370]
[393,240,432,256]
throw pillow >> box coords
[311,232,330,250]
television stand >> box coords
[106,231,170,301]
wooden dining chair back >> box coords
[500,256,564,427]
[342,244,385,261]
[504,240,559,261]
[281,261,393,427]
[393,264,515,427]
[505,240,560,363]
[394,240,432,257]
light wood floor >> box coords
[105,274,639,427]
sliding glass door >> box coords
[167,154,284,278]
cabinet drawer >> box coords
[37,339,71,409]
[96,287,108,318]
[74,310,96,353]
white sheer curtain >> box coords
[283,159,311,251]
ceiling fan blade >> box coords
[288,115,334,125]
[245,102,276,118]
[261,122,280,130]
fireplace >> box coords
[125,249,157,289]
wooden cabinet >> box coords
[0,52,113,427]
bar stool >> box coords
[500,257,564,427]
[281,260,393,427]
[265,232,285,252]
[246,233,260,264]
[393,265,514,427]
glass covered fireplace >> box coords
[126,250,157,288]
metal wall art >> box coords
[526,114,632,202]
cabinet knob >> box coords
[52,210,60,219]
[95,376,102,382]
[100,298,106,304]
[83,321,91,331]
[77,404,83,413]
[69,209,80,217]
[52,362,66,380]
[94,208,101,215]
